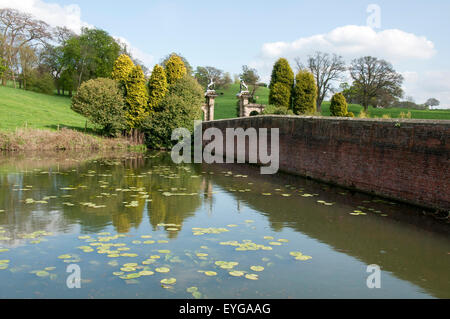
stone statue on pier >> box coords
[207,78,215,92]
[240,80,249,93]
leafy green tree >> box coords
[142,75,203,149]
[330,92,349,117]
[292,70,317,114]
[125,65,149,128]
[62,27,120,88]
[161,52,193,75]
[0,57,6,79]
[269,58,294,108]
[147,64,168,110]
[164,54,187,85]
[269,82,292,108]
[240,65,260,101]
[350,56,403,111]
[71,78,126,136]
[112,54,135,86]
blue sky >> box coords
[1,0,449,107]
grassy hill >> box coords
[1,83,449,134]
[214,83,270,120]
[0,85,91,131]
[215,83,450,120]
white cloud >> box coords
[251,25,445,106]
[0,0,154,69]
[402,71,450,109]
[0,0,90,33]
[252,25,435,80]
[258,25,435,62]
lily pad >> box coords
[36,271,50,277]
[160,278,176,285]
[155,267,170,273]
[250,266,264,272]
[245,274,259,280]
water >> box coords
[0,151,448,299]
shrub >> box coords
[71,78,126,136]
[292,70,317,115]
[347,112,355,118]
[269,82,292,108]
[125,65,149,128]
[164,54,187,85]
[330,92,349,117]
[142,75,203,149]
[262,105,294,115]
[148,64,168,110]
[269,58,294,108]
[111,54,135,85]
[27,71,55,95]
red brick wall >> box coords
[202,116,450,210]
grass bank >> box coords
[0,84,91,131]
[214,83,450,120]
[0,128,142,152]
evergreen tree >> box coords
[269,58,294,108]
[164,54,187,85]
[147,64,168,110]
[292,70,317,114]
[112,54,135,85]
[330,92,349,117]
[125,65,149,128]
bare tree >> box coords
[0,8,51,86]
[295,52,346,112]
[349,56,404,111]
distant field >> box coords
[0,85,92,131]
[214,83,450,120]
[214,83,269,120]
[321,102,450,120]
[1,83,449,133]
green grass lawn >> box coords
[321,102,450,120]
[1,83,449,133]
[0,85,92,131]
[214,83,270,120]
[215,83,450,120]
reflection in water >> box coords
[0,151,448,299]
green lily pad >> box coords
[160,278,176,285]
[36,271,50,277]
[187,287,198,293]
[155,267,170,273]
[204,271,217,276]
[245,274,259,280]
[250,266,264,272]
[229,271,245,277]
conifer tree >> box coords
[292,70,317,114]
[164,54,187,85]
[269,58,294,108]
[125,65,149,128]
[330,92,349,117]
[148,64,168,110]
[111,54,135,86]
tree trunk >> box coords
[316,99,322,113]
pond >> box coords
[0,151,449,299]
